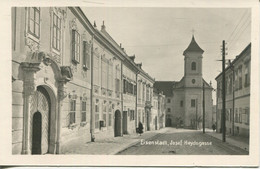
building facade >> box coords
[12,7,93,154]
[12,7,163,154]
[155,36,213,129]
[215,43,251,137]
[136,64,155,132]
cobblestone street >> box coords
[117,128,249,155]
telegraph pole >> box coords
[203,83,205,133]
[196,98,198,130]
[222,40,226,142]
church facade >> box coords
[155,36,213,129]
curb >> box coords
[110,129,167,155]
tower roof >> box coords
[183,35,204,55]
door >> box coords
[166,118,172,127]
[123,111,128,134]
[114,110,121,137]
[155,116,158,130]
[30,86,50,154]
[32,112,42,154]
[146,110,150,131]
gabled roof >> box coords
[154,81,176,97]
[183,35,204,55]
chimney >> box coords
[101,20,106,30]
[137,63,142,69]
[129,55,135,61]
[93,21,97,28]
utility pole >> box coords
[222,40,226,142]
[203,83,205,133]
[196,98,198,130]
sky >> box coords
[82,7,251,104]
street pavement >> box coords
[61,127,248,155]
[62,127,169,154]
[117,128,249,155]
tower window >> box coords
[191,62,196,70]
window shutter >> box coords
[87,43,90,68]
[83,41,87,68]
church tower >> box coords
[183,35,205,128]
[183,35,204,88]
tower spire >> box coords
[192,28,195,36]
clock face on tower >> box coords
[192,79,196,84]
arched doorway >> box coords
[114,110,121,137]
[32,112,42,154]
[30,86,51,154]
[166,118,172,127]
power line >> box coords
[228,18,251,51]
[227,11,251,49]
[227,10,249,43]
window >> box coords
[235,70,238,91]
[134,85,137,96]
[146,86,149,101]
[167,98,171,103]
[245,108,250,124]
[28,7,40,38]
[108,104,112,126]
[191,62,196,71]
[101,57,108,88]
[81,101,86,122]
[142,84,145,101]
[102,101,107,127]
[167,108,171,112]
[69,100,76,125]
[239,108,242,123]
[93,55,99,85]
[123,79,127,93]
[109,114,112,126]
[103,114,107,127]
[191,99,196,107]
[95,100,99,129]
[130,110,135,121]
[228,74,233,94]
[180,100,183,107]
[52,13,61,51]
[238,65,243,90]
[83,41,90,69]
[72,29,80,63]
[108,63,113,90]
[115,78,120,92]
[244,62,250,87]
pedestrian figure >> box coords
[138,121,144,136]
[212,123,216,132]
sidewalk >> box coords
[205,128,249,152]
[62,127,169,155]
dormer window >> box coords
[191,62,196,71]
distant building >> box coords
[215,43,251,137]
[136,63,155,131]
[155,36,213,129]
